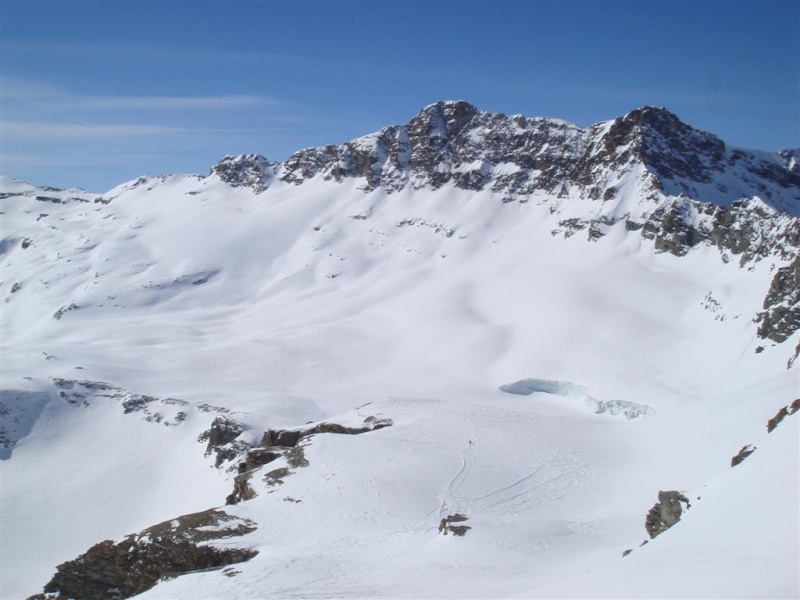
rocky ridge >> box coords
[29,510,258,600]
[756,254,800,347]
[208,102,800,359]
[215,103,799,212]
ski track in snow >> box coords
[437,418,479,519]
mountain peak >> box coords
[623,105,682,126]
[211,102,799,214]
[418,99,479,114]
[408,100,481,141]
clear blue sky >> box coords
[1,0,798,192]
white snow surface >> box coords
[1,172,798,599]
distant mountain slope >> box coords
[1,102,798,600]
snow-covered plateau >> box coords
[1,101,798,599]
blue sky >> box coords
[1,0,798,192]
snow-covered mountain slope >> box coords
[1,102,798,599]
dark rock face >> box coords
[438,513,471,537]
[31,510,257,600]
[210,154,276,193]
[756,255,800,344]
[767,399,800,433]
[768,406,790,433]
[731,444,757,467]
[228,102,800,215]
[226,471,257,505]
[277,101,607,199]
[225,416,392,505]
[198,416,249,468]
[614,108,725,186]
[258,417,393,451]
[636,197,799,264]
[645,490,691,539]
[303,418,392,436]
[260,428,302,448]
[243,448,280,471]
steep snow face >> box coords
[1,103,799,600]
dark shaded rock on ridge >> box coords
[198,415,249,468]
[29,509,257,600]
[211,154,276,193]
[756,255,800,344]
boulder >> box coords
[645,490,691,539]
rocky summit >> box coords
[216,101,799,210]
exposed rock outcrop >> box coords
[242,448,281,472]
[259,417,393,451]
[756,255,800,344]
[644,490,691,539]
[198,415,249,468]
[225,416,393,505]
[226,471,258,505]
[767,398,800,433]
[29,509,257,600]
[730,444,757,467]
[438,513,471,537]
[302,417,393,436]
[267,102,800,214]
[210,154,276,193]
[260,428,302,448]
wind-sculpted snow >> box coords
[499,378,655,420]
[0,390,51,459]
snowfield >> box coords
[1,138,798,600]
